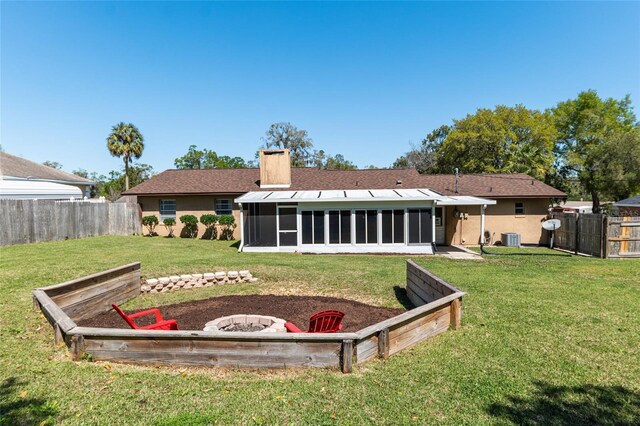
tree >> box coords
[174,145,246,169]
[73,169,106,198]
[142,215,159,236]
[553,90,639,212]
[263,122,314,167]
[200,214,219,240]
[43,160,63,169]
[324,154,357,170]
[179,215,199,238]
[163,218,176,238]
[106,122,144,190]
[432,106,557,179]
[310,150,357,170]
[101,163,154,201]
[392,141,438,173]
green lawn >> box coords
[1,236,638,425]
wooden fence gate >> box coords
[550,212,640,258]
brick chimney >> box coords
[259,149,291,188]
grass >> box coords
[1,236,639,425]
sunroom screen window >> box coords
[329,210,351,244]
[355,210,378,244]
[301,211,325,244]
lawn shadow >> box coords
[487,380,640,425]
[228,240,240,249]
[0,377,60,425]
[393,285,415,310]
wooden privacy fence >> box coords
[33,260,465,373]
[551,212,640,258]
[0,199,141,246]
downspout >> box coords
[480,204,486,244]
[238,202,244,253]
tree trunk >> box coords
[124,157,130,191]
[591,190,601,214]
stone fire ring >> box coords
[203,314,287,333]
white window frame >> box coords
[216,199,233,216]
[159,199,176,220]
[515,201,525,216]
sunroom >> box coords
[235,189,496,254]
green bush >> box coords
[200,214,219,240]
[179,214,199,238]
[141,215,159,236]
[163,217,176,238]
[218,215,236,240]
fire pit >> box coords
[203,314,287,333]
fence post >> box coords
[574,214,579,255]
[602,215,608,259]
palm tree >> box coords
[106,122,144,190]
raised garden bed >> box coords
[33,260,464,373]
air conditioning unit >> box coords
[501,233,521,247]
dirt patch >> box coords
[79,294,406,332]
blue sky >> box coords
[2,1,639,176]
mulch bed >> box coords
[79,295,406,332]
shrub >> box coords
[163,217,176,238]
[200,214,219,240]
[179,214,199,238]
[218,215,236,240]
[141,215,159,236]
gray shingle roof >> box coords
[0,152,94,184]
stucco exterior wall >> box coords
[138,195,242,239]
[444,198,551,246]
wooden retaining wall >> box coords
[33,263,141,345]
[0,199,141,246]
[34,260,464,373]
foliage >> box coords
[73,169,106,198]
[163,217,176,238]
[433,106,557,180]
[141,215,159,236]
[1,238,638,425]
[218,214,236,240]
[310,150,357,170]
[100,163,154,201]
[174,145,246,169]
[392,141,438,173]
[262,122,314,167]
[553,90,640,212]
[106,122,145,190]
[179,214,199,238]
[42,160,62,170]
[200,214,219,240]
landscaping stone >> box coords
[141,270,257,294]
[180,274,192,281]
[192,274,203,280]
[203,273,215,280]
[146,278,158,286]
[169,275,180,283]
[158,277,170,285]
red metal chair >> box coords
[112,304,178,330]
[285,310,345,333]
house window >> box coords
[515,202,525,215]
[382,210,405,244]
[216,199,233,215]
[355,210,378,244]
[159,199,176,220]
[301,211,325,245]
[329,210,351,244]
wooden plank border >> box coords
[35,260,466,373]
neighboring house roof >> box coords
[124,168,566,198]
[0,152,94,185]
[0,179,83,200]
[614,195,640,207]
